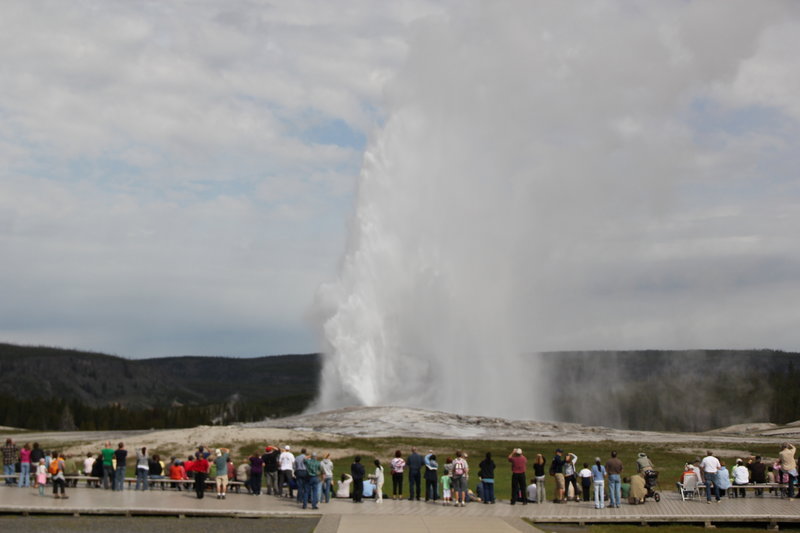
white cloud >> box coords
[0,0,448,357]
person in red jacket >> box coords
[192,452,210,499]
[508,448,528,505]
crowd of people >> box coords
[679,443,799,503]
[3,437,799,508]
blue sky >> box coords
[2,1,800,360]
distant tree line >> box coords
[0,393,314,431]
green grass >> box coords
[57,435,783,502]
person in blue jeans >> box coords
[2,439,18,486]
[479,452,496,504]
[606,450,623,508]
[700,451,721,503]
[304,452,321,509]
[114,442,128,491]
[591,457,607,509]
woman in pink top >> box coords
[18,443,32,488]
[390,450,406,499]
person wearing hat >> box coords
[508,448,527,505]
[279,445,295,498]
[213,448,230,499]
[779,442,797,498]
[550,449,566,502]
[304,452,321,509]
[732,458,750,498]
[262,446,280,496]
[636,452,654,473]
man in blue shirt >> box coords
[406,447,423,501]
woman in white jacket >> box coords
[370,459,385,502]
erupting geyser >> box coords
[314,2,785,419]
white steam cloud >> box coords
[315,1,798,419]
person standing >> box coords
[2,438,18,486]
[30,443,44,489]
[407,447,423,501]
[451,451,469,507]
[193,452,209,499]
[294,448,309,504]
[606,450,623,508]
[423,452,438,502]
[551,449,566,502]
[371,459,385,503]
[18,443,32,488]
[113,442,127,491]
[278,445,295,498]
[35,459,47,496]
[351,456,365,503]
[51,452,68,499]
[135,447,149,491]
[780,443,797,499]
[700,450,722,504]
[213,448,230,499]
[390,450,405,500]
[249,451,264,495]
[304,452,321,509]
[579,462,593,502]
[508,448,527,505]
[100,441,114,490]
[320,453,334,503]
[479,452,496,504]
[564,452,579,501]
[591,457,607,509]
[262,446,280,496]
[533,454,547,504]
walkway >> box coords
[2,486,799,532]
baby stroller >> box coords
[643,470,661,502]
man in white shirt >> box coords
[278,445,295,498]
[700,451,721,503]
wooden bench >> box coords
[3,474,243,493]
[697,482,784,497]
[122,476,244,492]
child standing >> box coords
[440,470,452,505]
[36,459,47,496]
[578,462,593,502]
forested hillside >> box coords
[0,343,320,430]
[2,344,799,432]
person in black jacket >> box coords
[262,446,280,495]
[351,456,365,502]
[479,452,496,504]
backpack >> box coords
[453,459,465,477]
[49,459,60,475]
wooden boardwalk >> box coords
[1,485,799,530]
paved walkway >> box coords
[2,485,799,532]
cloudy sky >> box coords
[2,1,800,362]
